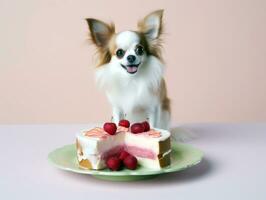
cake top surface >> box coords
[77,126,171,141]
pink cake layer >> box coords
[101,145,156,160]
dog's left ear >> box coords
[138,10,163,40]
[86,18,115,48]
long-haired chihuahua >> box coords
[86,10,171,130]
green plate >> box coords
[48,142,203,181]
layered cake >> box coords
[76,120,171,170]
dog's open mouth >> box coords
[121,63,140,74]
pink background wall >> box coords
[1,0,266,124]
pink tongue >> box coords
[126,66,138,73]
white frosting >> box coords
[77,130,125,155]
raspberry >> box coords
[130,123,145,134]
[103,122,117,135]
[106,157,121,171]
[119,150,130,160]
[118,119,130,128]
[123,155,138,170]
[142,121,150,132]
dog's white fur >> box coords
[96,48,169,129]
[87,10,170,130]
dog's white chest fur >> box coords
[107,76,158,122]
[95,56,163,123]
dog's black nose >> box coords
[127,55,136,63]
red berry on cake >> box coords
[130,123,145,134]
[123,155,138,170]
[118,119,130,128]
[119,150,130,160]
[142,121,150,132]
[103,122,117,135]
[106,157,121,171]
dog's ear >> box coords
[138,10,163,41]
[86,18,115,48]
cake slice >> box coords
[76,125,171,170]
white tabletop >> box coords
[1,123,266,200]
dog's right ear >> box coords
[86,18,115,48]
[138,10,163,41]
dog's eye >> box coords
[116,49,125,58]
[135,45,144,56]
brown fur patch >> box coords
[138,32,163,61]
[86,19,116,67]
[108,35,117,56]
[94,46,112,67]
[160,79,171,112]
[137,10,164,61]
[138,10,164,38]
[150,78,171,112]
